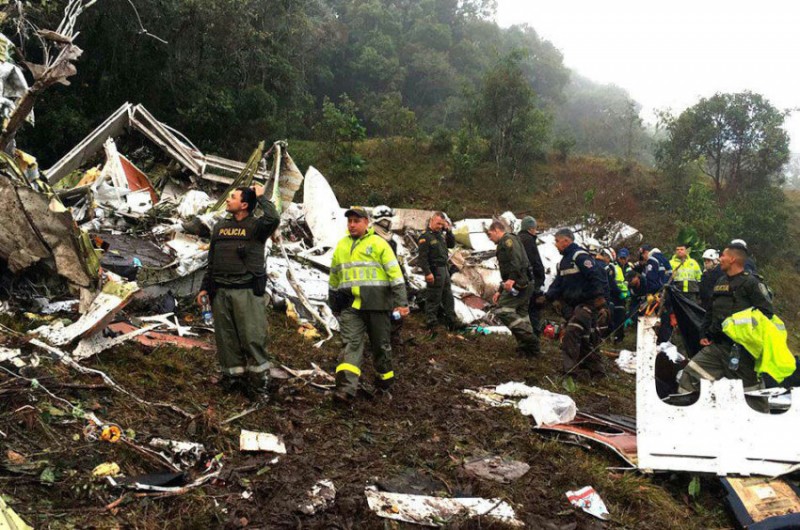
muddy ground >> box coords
[0,306,741,529]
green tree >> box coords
[658,91,790,195]
[315,94,367,179]
[474,53,551,179]
[372,92,417,137]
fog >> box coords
[497,0,800,151]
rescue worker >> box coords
[417,212,457,332]
[612,249,631,342]
[517,216,545,335]
[371,205,405,349]
[669,245,702,298]
[699,249,722,311]
[197,185,280,399]
[678,244,773,412]
[731,239,757,274]
[486,221,541,357]
[594,248,620,339]
[540,228,608,377]
[639,245,671,295]
[329,207,409,403]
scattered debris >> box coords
[239,430,286,454]
[721,477,800,529]
[636,316,800,476]
[297,479,336,515]
[462,455,530,483]
[536,412,638,468]
[92,462,121,478]
[149,438,206,469]
[0,494,33,530]
[566,486,610,521]
[494,382,577,426]
[615,349,636,374]
[364,485,523,527]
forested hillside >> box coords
[5,0,650,167]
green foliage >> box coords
[371,92,417,137]
[658,91,790,194]
[450,123,485,183]
[678,181,789,259]
[474,53,551,179]
[315,95,367,179]
[552,135,576,163]
[688,476,701,498]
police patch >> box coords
[583,260,593,268]
[365,245,374,256]
[759,283,770,298]
[505,239,513,248]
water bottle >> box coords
[509,286,520,297]
[391,310,401,321]
[201,295,214,326]
[728,344,741,372]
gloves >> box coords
[593,297,607,310]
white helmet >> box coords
[702,249,719,261]
[730,238,747,249]
[372,205,394,220]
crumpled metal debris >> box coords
[297,479,336,515]
[566,486,610,520]
[364,485,523,527]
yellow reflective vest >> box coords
[722,307,797,383]
[670,256,702,293]
[614,263,629,299]
[329,228,407,311]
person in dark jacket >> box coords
[699,249,723,311]
[679,244,773,411]
[417,212,457,331]
[488,220,541,357]
[540,228,608,377]
[197,185,280,399]
[518,216,545,335]
[595,248,622,339]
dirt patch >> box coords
[0,309,732,529]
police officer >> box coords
[613,248,631,343]
[417,212,457,332]
[518,216,545,335]
[197,185,280,399]
[669,245,702,299]
[678,244,773,411]
[486,220,541,357]
[541,228,607,377]
[329,207,409,403]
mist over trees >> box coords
[2,0,651,167]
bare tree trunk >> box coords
[0,88,40,152]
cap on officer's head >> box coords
[618,248,630,259]
[520,216,537,231]
[640,244,653,252]
[344,206,369,219]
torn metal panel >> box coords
[536,412,638,468]
[302,166,346,249]
[636,316,800,476]
[45,102,133,184]
[239,430,286,453]
[0,176,95,287]
[105,322,213,350]
[390,208,437,232]
[364,486,523,527]
[73,324,158,360]
[33,277,139,346]
[721,477,800,530]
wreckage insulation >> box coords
[0,308,737,529]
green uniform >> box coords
[417,227,456,329]
[679,271,773,411]
[201,196,280,378]
[329,227,408,396]
[495,233,540,355]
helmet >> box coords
[702,249,719,261]
[602,248,616,261]
[372,205,394,220]
[730,238,747,249]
